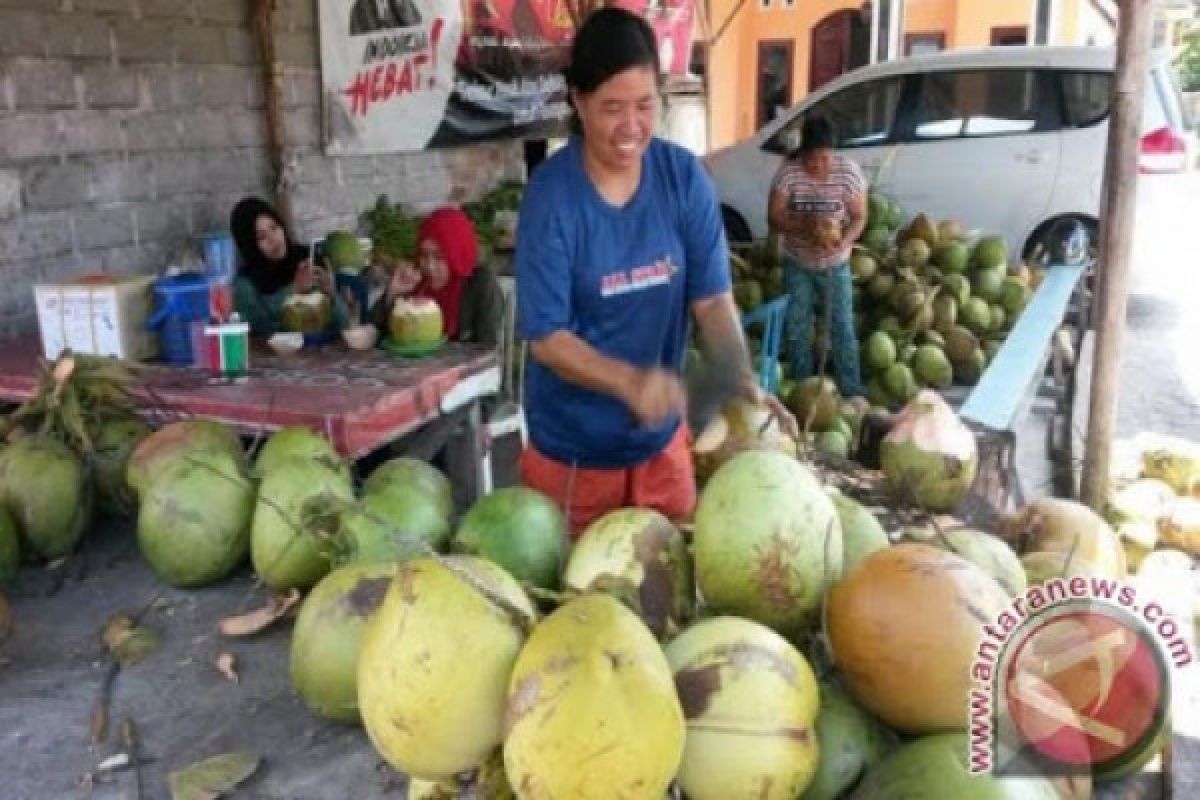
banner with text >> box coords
[319,0,695,155]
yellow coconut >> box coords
[665,616,820,800]
[357,556,536,781]
[562,508,693,638]
[1140,435,1200,495]
[1159,496,1200,556]
[827,544,1009,734]
[1020,550,1106,586]
[999,497,1126,577]
[504,594,684,800]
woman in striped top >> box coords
[767,116,867,398]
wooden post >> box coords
[1079,0,1154,510]
[251,0,294,231]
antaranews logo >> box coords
[968,575,1193,779]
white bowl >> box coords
[268,332,304,355]
[342,324,379,351]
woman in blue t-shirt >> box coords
[515,8,795,535]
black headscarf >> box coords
[230,197,307,295]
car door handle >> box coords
[1020,150,1045,164]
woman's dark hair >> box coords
[796,116,837,156]
[565,8,661,132]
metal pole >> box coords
[251,0,294,231]
[1079,0,1155,510]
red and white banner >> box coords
[319,0,695,155]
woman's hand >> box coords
[313,263,335,295]
[387,263,421,302]
[292,259,315,293]
[738,373,799,439]
[623,368,687,428]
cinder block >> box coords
[277,31,318,68]
[224,27,258,66]
[0,169,21,220]
[74,206,136,250]
[0,114,65,161]
[11,59,77,111]
[175,25,227,65]
[195,0,247,24]
[81,62,140,109]
[285,68,320,108]
[283,106,320,147]
[291,146,337,186]
[15,211,76,260]
[176,65,254,108]
[122,112,182,152]
[59,110,126,155]
[0,222,18,262]
[136,202,189,240]
[113,18,175,63]
[0,10,47,58]
[151,151,200,196]
[74,0,138,14]
[91,155,156,203]
[141,0,196,20]
[282,0,316,30]
[23,162,96,211]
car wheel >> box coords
[721,206,753,245]
[1023,217,1096,269]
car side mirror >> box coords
[781,127,802,154]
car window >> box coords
[1060,71,1111,128]
[911,69,1047,140]
[763,76,904,154]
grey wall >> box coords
[0,0,524,339]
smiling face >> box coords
[800,148,834,182]
[417,238,449,290]
[254,214,288,262]
[573,65,659,175]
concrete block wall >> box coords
[0,0,524,339]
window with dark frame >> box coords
[911,69,1046,140]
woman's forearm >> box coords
[691,292,758,395]
[529,331,638,403]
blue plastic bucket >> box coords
[146,273,211,365]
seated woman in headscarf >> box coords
[372,206,504,347]
[230,197,349,335]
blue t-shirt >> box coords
[516,137,731,468]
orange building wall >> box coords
[707,0,864,148]
[954,0,1034,48]
[904,0,958,47]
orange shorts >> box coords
[518,425,696,537]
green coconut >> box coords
[290,560,395,723]
[92,415,151,517]
[828,490,889,577]
[876,314,903,341]
[862,227,891,254]
[850,252,878,283]
[899,239,931,269]
[961,297,993,334]
[339,484,452,564]
[563,508,692,638]
[882,364,918,404]
[455,487,567,592]
[866,378,892,410]
[867,273,896,301]
[251,456,355,589]
[281,291,333,334]
[850,733,1059,799]
[0,507,19,585]
[972,236,1008,271]
[913,345,953,389]
[804,681,876,800]
[989,305,1007,332]
[364,457,454,522]
[1000,278,1032,317]
[954,348,988,384]
[255,425,347,479]
[734,279,765,312]
[881,391,978,513]
[934,241,970,273]
[667,616,820,800]
[126,419,243,499]
[816,430,851,458]
[910,528,1026,596]
[932,295,958,330]
[789,376,841,432]
[138,449,255,588]
[0,435,91,560]
[972,266,1007,304]
[389,296,443,345]
[325,230,367,273]
[940,273,972,309]
[694,451,843,634]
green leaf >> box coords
[168,751,259,800]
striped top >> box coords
[770,155,867,270]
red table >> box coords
[0,336,501,461]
